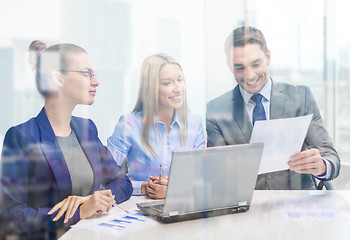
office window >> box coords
[2,0,350,238]
[0,0,349,195]
[335,0,350,167]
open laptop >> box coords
[136,142,264,223]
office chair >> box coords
[317,180,336,190]
[313,178,336,190]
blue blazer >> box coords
[0,107,132,236]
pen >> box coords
[112,203,129,213]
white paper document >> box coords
[276,193,350,221]
[250,114,312,174]
[71,208,158,237]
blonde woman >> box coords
[107,54,205,199]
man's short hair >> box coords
[224,26,268,59]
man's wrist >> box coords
[316,159,331,179]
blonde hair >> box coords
[133,53,188,158]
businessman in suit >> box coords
[206,26,340,190]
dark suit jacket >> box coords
[206,81,340,190]
[0,107,132,238]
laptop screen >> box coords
[163,142,263,215]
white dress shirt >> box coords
[239,77,331,179]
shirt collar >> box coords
[171,110,180,127]
[239,77,272,104]
[155,110,180,128]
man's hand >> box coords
[288,148,326,176]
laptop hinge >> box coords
[238,201,247,206]
[169,211,179,216]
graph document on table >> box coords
[70,209,158,237]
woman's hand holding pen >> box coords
[48,195,91,223]
[147,176,168,199]
[48,189,115,223]
[141,176,168,199]
[79,190,115,219]
[141,164,169,199]
[149,176,168,185]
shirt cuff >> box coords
[315,158,332,179]
[132,180,145,196]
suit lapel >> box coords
[232,86,253,142]
[228,80,286,143]
[36,107,72,199]
[71,118,101,191]
[270,81,286,119]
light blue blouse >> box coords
[107,111,205,195]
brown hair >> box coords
[224,26,268,59]
[28,40,87,97]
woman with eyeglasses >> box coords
[0,40,132,239]
[107,53,205,199]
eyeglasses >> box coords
[61,70,97,79]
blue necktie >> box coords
[251,94,266,126]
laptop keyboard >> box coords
[151,204,164,213]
